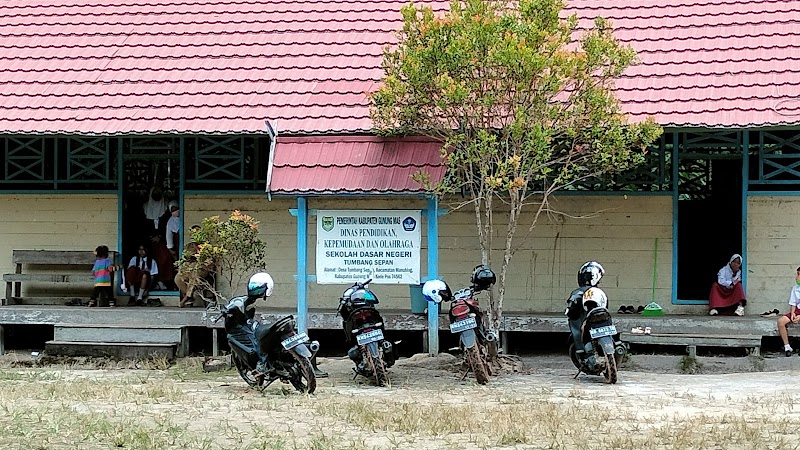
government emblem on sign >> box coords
[403,216,417,231]
[321,216,334,232]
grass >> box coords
[0,358,798,450]
[679,355,703,374]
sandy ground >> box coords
[1,351,800,449]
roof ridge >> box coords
[0,0,432,13]
[565,0,789,12]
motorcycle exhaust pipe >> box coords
[308,340,321,354]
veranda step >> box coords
[54,324,185,344]
[45,340,177,360]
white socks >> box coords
[785,344,793,352]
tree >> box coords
[178,210,267,304]
[370,0,662,333]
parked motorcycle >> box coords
[422,265,499,385]
[338,279,397,386]
[565,261,626,384]
[216,272,319,393]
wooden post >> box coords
[212,328,219,357]
[687,345,697,359]
[422,330,428,354]
[501,331,509,354]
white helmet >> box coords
[422,279,452,304]
[247,272,274,298]
[578,261,604,287]
[582,287,608,311]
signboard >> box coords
[316,210,421,284]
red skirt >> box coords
[709,282,746,309]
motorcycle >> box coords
[338,279,397,386]
[423,265,499,385]
[445,284,498,384]
[215,295,319,393]
[565,285,626,384]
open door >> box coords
[120,138,181,296]
[676,153,743,301]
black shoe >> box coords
[636,305,645,314]
[127,297,136,306]
[625,305,636,314]
[617,305,627,314]
[786,350,793,357]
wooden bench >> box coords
[3,250,117,305]
[621,332,763,358]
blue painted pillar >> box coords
[296,197,309,333]
[741,130,749,291]
[427,196,439,355]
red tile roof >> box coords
[0,0,797,135]
[269,136,444,194]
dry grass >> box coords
[0,356,798,450]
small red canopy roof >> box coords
[269,136,444,194]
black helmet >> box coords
[577,261,604,287]
[471,264,496,291]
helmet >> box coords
[247,272,274,298]
[422,279,452,304]
[471,264,496,291]
[582,287,608,311]
[342,287,380,303]
[577,261,604,287]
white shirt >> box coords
[166,216,180,250]
[127,255,159,276]
[788,285,800,307]
[717,264,742,288]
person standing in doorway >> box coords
[143,186,167,233]
[165,200,181,260]
[709,254,746,316]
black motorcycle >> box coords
[565,287,626,384]
[338,279,397,386]
[216,295,319,393]
[445,285,498,384]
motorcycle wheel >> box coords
[465,345,489,385]
[603,352,618,384]
[568,343,581,370]
[362,346,389,387]
[289,352,317,394]
[232,353,264,389]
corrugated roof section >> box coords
[567,0,800,128]
[269,136,444,194]
[0,0,797,135]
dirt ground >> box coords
[1,350,799,449]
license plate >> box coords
[356,329,384,346]
[281,332,308,350]
[589,325,617,339]
[449,316,477,333]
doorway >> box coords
[120,137,181,294]
[676,156,743,301]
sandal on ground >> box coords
[709,308,719,316]
[108,299,116,307]
[86,300,97,307]
[617,305,628,314]
[760,309,780,318]
[65,298,83,306]
[147,298,163,307]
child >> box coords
[777,266,800,356]
[126,244,159,306]
[89,245,114,307]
